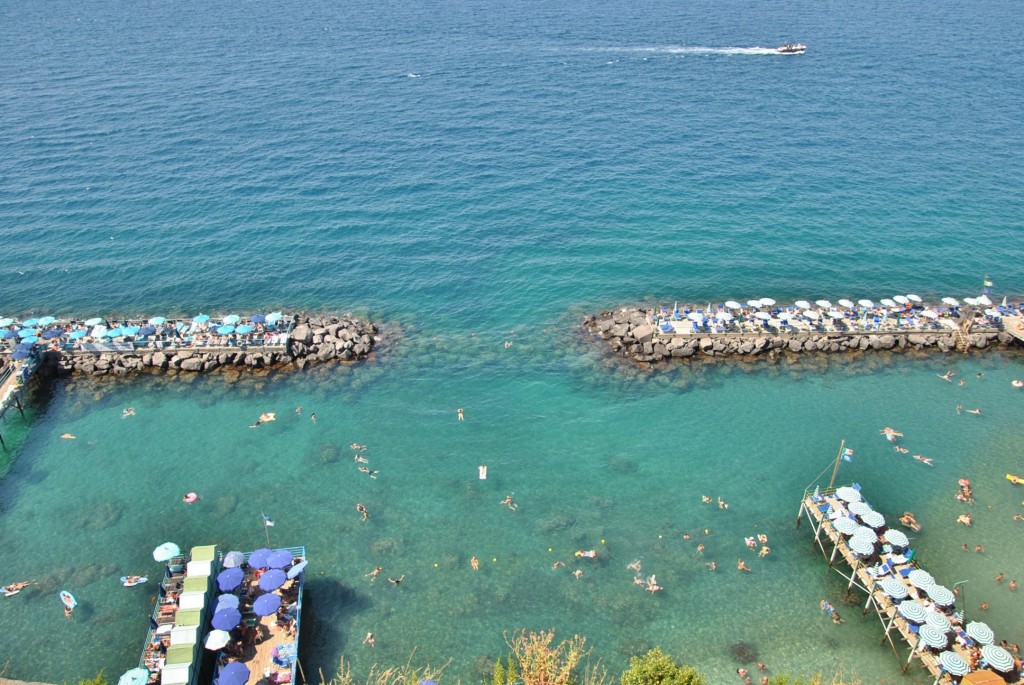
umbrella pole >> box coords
[297,657,307,684]
[827,439,846,489]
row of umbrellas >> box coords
[713,293,1001,311]
[1,313,285,328]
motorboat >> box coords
[777,43,806,54]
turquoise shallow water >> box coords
[1,0,1023,682]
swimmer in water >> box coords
[351,443,365,450]
[894,446,909,454]
[552,561,565,570]
[627,560,642,573]
[122,407,136,418]
[572,570,583,579]
[363,632,375,647]
[457,408,464,421]
[354,454,369,463]
[966,408,982,415]
[500,494,518,511]
[575,550,597,559]
[957,513,972,526]
[938,370,955,382]
[387,575,405,586]
[912,454,934,466]
[357,503,369,521]
[702,495,712,504]
[365,566,383,580]
[470,556,479,571]
[737,559,751,572]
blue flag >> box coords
[262,513,275,527]
[842,448,854,463]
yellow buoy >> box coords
[434,563,439,568]
[492,558,497,562]
[601,539,606,545]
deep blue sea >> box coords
[1,1,1023,683]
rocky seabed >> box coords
[59,316,379,377]
[583,308,1016,364]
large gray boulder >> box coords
[632,324,655,344]
[290,325,313,345]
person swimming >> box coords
[575,550,597,559]
[500,494,518,510]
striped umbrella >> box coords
[925,611,952,634]
[883,529,909,548]
[849,501,873,516]
[852,527,878,544]
[938,651,971,676]
[927,585,956,607]
[918,624,949,650]
[879,577,909,600]
[833,517,858,535]
[835,486,861,503]
[908,569,935,589]
[848,536,875,557]
[898,601,928,624]
[860,511,886,529]
[981,644,1015,673]
[965,621,995,645]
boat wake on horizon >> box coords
[581,46,785,56]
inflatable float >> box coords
[182,492,200,503]
[60,590,77,609]
[4,589,20,597]
[1007,474,1024,486]
[120,576,148,587]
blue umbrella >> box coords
[192,314,210,324]
[148,316,166,325]
[211,607,242,631]
[248,548,273,569]
[21,336,39,345]
[1,330,16,339]
[253,592,282,616]
[215,593,240,610]
[106,328,124,338]
[216,325,235,335]
[38,316,56,326]
[117,667,150,685]
[287,560,308,580]
[218,661,250,685]
[217,567,244,592]
[21,318,40,327]
[259,569,287,591]
[250,314,266,324]
[266,312,283,324]
[11,349,30,360]
[152,542,180,562]
[267,549,293,569]
[138,326,157,336]
[235,324,254,334]
[84,317,103,327]
[222,551,245,568]
[70,330,88,339]
[123,326,141,335]
[18,328,37,338]
[42,329,62,339]
[223,315,241,325]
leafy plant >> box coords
[620,648,705,685]
[505,629,590,685]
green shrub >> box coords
[620,648,705,685]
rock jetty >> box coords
[583,307,1016,364]
[58,315,379,377]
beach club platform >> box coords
[798,486,1022,684]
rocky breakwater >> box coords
[582,307,1011,364]
[62,315,379,376]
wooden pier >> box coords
[797,486,1021,684]
[0,357,36,450]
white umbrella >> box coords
[925,611,952,634]
[746,299,762,308]
[754,312,771,320]
[835,486,861,502]
[837,299,855,309]
[205,629,231,650]
[906,294,922,303]
[828,310,846,319]
[920,310,939,319]
[981,645,1015,673]
[860,511,885,529]
[804,309,820,319]
[965,621,995,645]
[833,517,858,535]
[852,527,878,544]
[908,569,935,588]
[716,311,734,321]
[883,529,909,548]
[879,577,909,600]
[984,308,1000,317]
[848,536,875,556]
[857,299,874,308]
[815,300,832,309]
[880,298,897,307]
[941,297,960,306]
[898,600,928,624]
[778,312,791,321]
[938,651,971,677]
[977,295,992,306]
[153,542,181,562]
[893,295,910,304]
[849,501,873,516]
[794,300,812,309]
[963,297,979,306]
[725,301,743,310]
[918,624,949,650]
[687,312,703,322]
[928,585,956,607]
[759,298,776,306]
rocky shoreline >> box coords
[583,307,1018,364]
[54,315,379,377]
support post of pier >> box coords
[0,429,6,450]
[15,396,25,418]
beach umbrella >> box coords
[687,312,703,322]
[883,529,909,549]
[22,318,40,327]
[235,324,254,334]
[1,330,17,339]
[253,592,282,616]
[759,298,776,306]
[879,577,909,600]
[106,328,124,338]
[804,309,819,319]
[192,314,210,324]
[937,651,971,677]
[815,300,832,309]
[152,542,180,562]
[89,326,107,338]
[217,567,244,592]
[148,316,166,325]
[941,297,960,306]
[984,308,1000,317]
[70,330,88,339]
[848,501,873,516]
[223,315,241,325]
[724,301,742,310]
[897,600,928,624]
[250,314,266,324]
[754,312,771,320]
[833,517,858,535]
[117,668,150,685]
[880,298,897,307]
[0,318,12,327]
[977,295,992,306]
[906,294,922,303]
[828,310,846,319]
[848,536,875,557]
[219,661,250,685]
[18,328,37,338]
[981,644,1015,673]
[204,629,231,651]
[42,329,62,339]
[794,300,812,309]
[852,527,878,544]
[138,326,157,336]
[966,621,995,645]
[211,607,242,631]
[716,311,733,321]
[893,295,910,305]
[908,569,935,589]
[11,349,30,360]
[20,337,39,345]
[928,585,956,607]
[746,299,762,308]
[248,548,273,569]
[925,611,952,634]
[857,299,874,308]
[963,297,979,306]
[38,316,56,326]
[920,310,939,319]
[222,551,245,568]
[259,569,287,591]
[287,560,308,580]
[84,317,103,327]
[215,594,240,610]
[837,299,855,309]
[835,486,861,503]
[216,325,235,335]
[267,549,293,569]
[860,511,886,529]
[122,326,141,335]
[918,624,949,650]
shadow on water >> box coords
[303,577,374,674]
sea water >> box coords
[0,0,1022,682]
